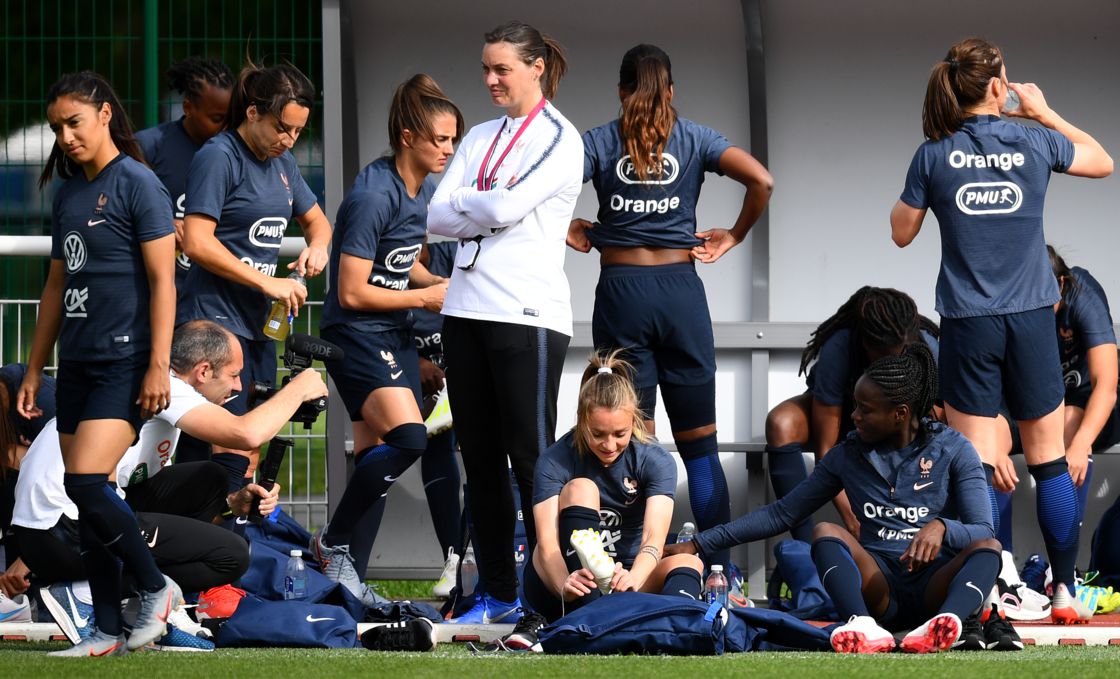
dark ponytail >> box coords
[618,44,677,183]
[38,71,143,188]
[387,74,464,156]
[484,20,568,100]
[864,342,939,424]
[1047,243,1079,304]
[922,37,1004,140]
[228,59,315,131]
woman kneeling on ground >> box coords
[669,344,1014,653]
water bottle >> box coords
[460,547,478,596]
[705,564,729,608]
[676,521,696,544]
[284,549,308,600]
[262,272,306,341]
[1002,88,1021,114]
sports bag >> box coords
[217,596,358,648]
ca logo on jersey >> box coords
[63,232,87,272]
[64,287,89,317]
[248,217,287,249]
[615,153,680,185]
[955,181,1022,215]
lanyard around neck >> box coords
[476,97,547,191]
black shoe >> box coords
[951,613,986,651]
[502,610,547,650]
[982,605,1024,651]
[360,619,437,652]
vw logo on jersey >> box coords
[955,181,1023,215]
[615,153,680,185]
[384,243,422,273]
[248,217,288,249]
[63,231,87,273]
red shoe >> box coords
[196,584,247,620]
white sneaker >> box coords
[432,547,460,599]
[0,589,32,624]
[47,628,128,657]
[899,612,961,653]
[168,604,212,640]
[829,615,895,654]
[1051,583,1093,625]
[569,528,615,594]
[424,386,453,437]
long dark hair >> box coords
[922,37,1004,140]
[387,74,463,156]
[801,286,940,385]
[864,342,940,425]
[38,71,143,188]
[167,56,235,103]
[618,44,677,183]
[1047,244,1079,306]
[228,59,315,131]
[0,386,16,478]
[484,20,568,100]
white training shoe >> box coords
[432,547,460,599]
[569,528,615,594]
[0,589,32,624]
[899,612,961,653]
[1050,583,1093,625]
[829,615,895,654]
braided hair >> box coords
[799,286,940,378]
[863,343,939,425]
[166,56,234,102]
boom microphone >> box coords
[286,332,345,362]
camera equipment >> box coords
[247,332,344,428]
[250,436,293,523]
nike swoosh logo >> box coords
[966,581,986,603]
[565,548,577,557]
[384,475,399,483]
[235,517,249,525]
[390,370,403,379]
[0,610,25,621]
[87,219,106,227]
[821,565,839,583]
[678,589,696,600]
[147,527,159,548]
[91,641,122,656]
[306,615,335,623]
[67,589,90,626]
[913,481,934,491]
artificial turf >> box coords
[2,641,1118,679]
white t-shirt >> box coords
[12,372,209,530]
[427,101,583,337]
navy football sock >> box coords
[811,537,868,618]
[996,489,1014,552]
[679,435,731,571]
[982,464,1001,537]
[211,452,251,495]
[64,472,165,592]
[766,443,814,542]
[939,548,1000,619]
[324,424,426,546]
[1029,459,1080,588]
[421,430,463,556]
[78,519,125,636]
[1077,458,1094,524]
[558,505,603,573]
[661,566,704,600]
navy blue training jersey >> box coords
[1058,267,1117,394]
[178,130,317,340]
[412,240,457,362]
[900,115,1074,318]
[695,422,992,559]
[582,117,730,249]
[807,328,940,408]
[534,430,677,565]
[50,153,174,358]
[321,157,433,333]
[0,363,56,443]
[136,118,203,285]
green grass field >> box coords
[2,642,1118,678]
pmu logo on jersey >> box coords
[63,232,87,273]
[384,244,422,273]
[615,153,680,185]
[64,287,89,318]
[94,192,108,214]
[955,181,1023,215]
[248,217,287,248]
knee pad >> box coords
[660,380,715,432]
[676,433,718,461]
[381,422,428,457]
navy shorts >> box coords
[870,549,956,632]
[321,323,420,421]
[592,263,716,392]
[225,336,278,417]
[55,353,147,435]
[940,306,1064,420]
[1065,384,1120,451]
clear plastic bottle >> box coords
[1002,88,1021,114]
[284,549,308,600]
[263,272,306,341]
[676,521,696,544]
[705,564,729,608]
[460,547,478,596]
